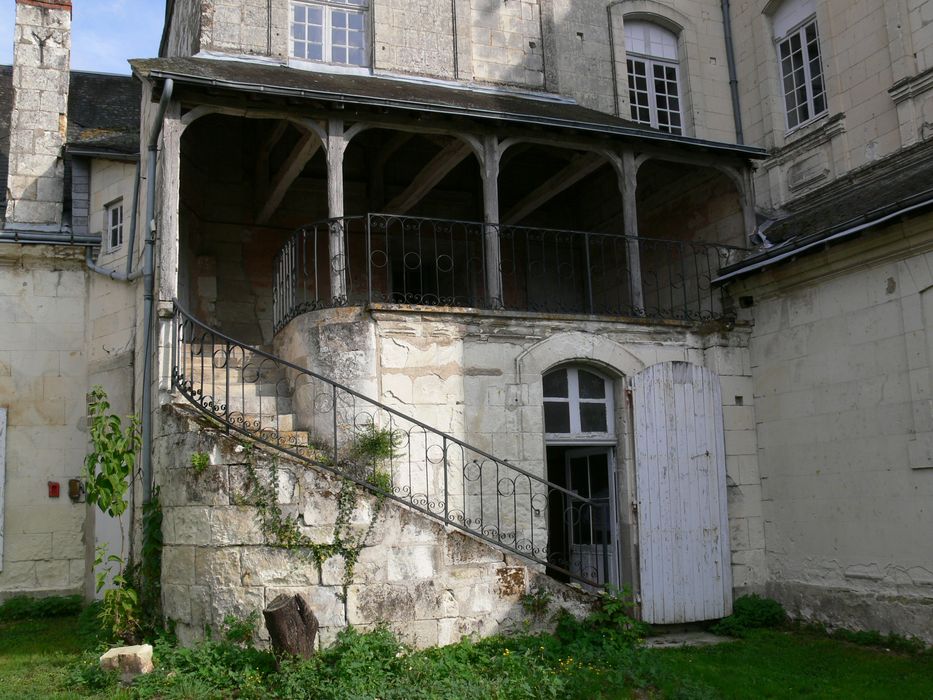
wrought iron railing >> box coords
[172,300,613,587]
[273,213,747,332]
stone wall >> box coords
[373,0,456,79]
[732,214,933,642]
[274,307,767,598]
[5,0,71,226]
[729,0,927,210]
[469,0,544,88]
[156,405,592,648]
[0,244,89,599]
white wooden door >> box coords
[631,361,732,623]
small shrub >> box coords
[349,424,401,463]
[0,594,83,621]
[190,451,211,474]
[521,586,552,619]
[710,594,786,637]
[223,611,259,647]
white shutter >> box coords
[631,362,732,623]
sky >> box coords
[0,0,165,74]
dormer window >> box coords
[291,0,369,67]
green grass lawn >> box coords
[648,629,933,699]
[1,616,931,699]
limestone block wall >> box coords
[729,0,920,209]
[373,0,456,79]
[0,245,89,599]
[5,0,71,226]
[469,0,543,87]
[732,215,933,642]
[155,405,591,648]
[274,307,767,598]
[158,0,739,136]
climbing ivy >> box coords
[235,428,397,597]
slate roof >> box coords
[0,66,140,219]
[718,137,933,281]
[130,56,766,160]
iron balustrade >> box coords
[172,300,613,587]
[273,214,747,332]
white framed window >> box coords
[775,17,827,130]
[290,0,369,67]
[543,367,614,441]
[624,20,683,136]
[105,199,124,251]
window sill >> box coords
[769,111,845,163]
[287,58,372,77]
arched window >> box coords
[543,367,614,439]
[624,20,683,135]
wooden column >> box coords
[619,150,644,314]
[481,135,503,308]
[326,118,348,302]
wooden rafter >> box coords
[383,139,473,215]
[256,129,322,225]
[502,153,606,225]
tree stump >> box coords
[263,593,319,661]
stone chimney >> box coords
[4,0,72,228]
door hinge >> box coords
[631,500,638,512]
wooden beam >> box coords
[502,153,605,225]
[383,139,473,215]
[256,129,322,224]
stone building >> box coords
[0,0,930,646]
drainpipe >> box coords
[141,78,174,505]
[721,0,744,144]
[85,160,144,280]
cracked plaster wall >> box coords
[273,307,767,604]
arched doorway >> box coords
[543,365,621,586]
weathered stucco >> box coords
[732,215,933,643]
[273,306,767,598]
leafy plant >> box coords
[191,451,211,474]
[710,594,786,637]
[84,386,140,519]
[94,545,140,643]
[223,612,260,647]
[348,424,401,464]
[520,586,552,619]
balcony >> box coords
[273,214,747,332]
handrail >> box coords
[273,213,748,332]
[171,300,613,587]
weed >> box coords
[520,585,552,619]
[710,594,786,637]
[190,451,211,474]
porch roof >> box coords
[130,56,766,160]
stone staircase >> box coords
[183,342,311,445]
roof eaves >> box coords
[139,64,767,159]
[715,189,933,284]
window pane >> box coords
[544,402,571,433]
[348,48,365,65]
[333,11,347,28]
[580,403,608,433]
[543,369,568,398]
[293,5,305,22]
[578,370,605,399]
[292,24,305,40]
[333,47,347,63]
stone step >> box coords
[234,412,300,432]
